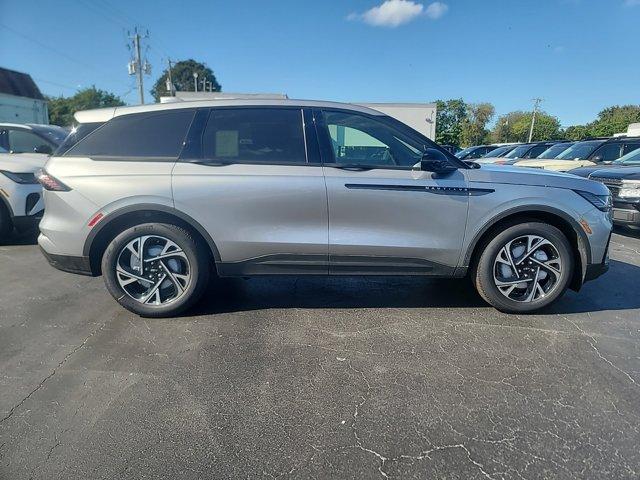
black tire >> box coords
[101,223,210,318]
[0,202,13,242]
[473,222,574,313]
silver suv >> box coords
[38,100,612,317]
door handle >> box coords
[184,159,231,166]
[332,164,375,171]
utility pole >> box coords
[528,98,543,142]
[165,58,175,96]
[127,28,151,104]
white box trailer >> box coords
[356,103,437,140]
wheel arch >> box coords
[464,206,590,291]
[83,204,221,275]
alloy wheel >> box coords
[493,235,562,303]
[115,235,191,306]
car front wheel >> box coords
[101,223,210,317]
[473,222,574,313]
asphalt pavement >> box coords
[1,230,639,479]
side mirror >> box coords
[421,148,457,174]
[591,155,603,163]
[34,144,53,155]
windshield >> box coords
[31,125,68,146]
[483,145,513,158]
[455,147,474,158]
[555,141,604,160]
[537,143,574,159]
[504,145,532,158]
[613,147,640,165]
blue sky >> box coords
[1,0,638,126]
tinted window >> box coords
[504,145,533,159]
[66,110,194,158]
[592,143,621,162]
[483,145,513,157]
[556,141,605,160]
[202,108,306,164]
[623,143,640,156]
[537,143,573,159]
[322,110,422,167]
[55,122,103,155]
[7,129,48,153]
[525,144,552,158]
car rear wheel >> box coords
[101,223,210,317]
[473,222,574,313]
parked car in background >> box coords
[440,144,461,155]
[0,123,67,155]
[38,99,611,317]
[515,137,640,172]
[455,145,500,160]
[479,144,518,159]
[476,142,557,165]
[0,152,46,239]
[569,145,640,178]
[531,142,575,160]
[587,165,640,228]
[500,141,570,165]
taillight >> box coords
[36,169,71,192]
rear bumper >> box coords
[39,247,95,276]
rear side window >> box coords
[55,122,103,155]
[65,110,194,159]
[623,143,640,156]
[202,108,306,164]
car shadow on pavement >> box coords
[188,258,640,317]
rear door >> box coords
[172,107,328,275]
[315,108,469,275]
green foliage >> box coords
[47,87,125,126]
[587,105,640,137]
[564,125,590,141]
[151,59,221,101]
[434,99,466,147]
[460,103,495,147]
[491,111,562,143]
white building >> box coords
[0,67,48,124]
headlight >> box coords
[0,170,38,184]
[574,190,612,212]
[619,180,640,198]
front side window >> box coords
[592,143,621,162]
[202,108,306,164]
[537,143,573,159]
[622,143,640,156]
[321,110,422,167]
[65,110,194,158]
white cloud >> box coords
[348,0,448,28]
[425,1,449,19]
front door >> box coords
[172,107,328,275]
[315,108,469,275]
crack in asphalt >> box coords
[0,321,107,424]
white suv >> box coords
[38,100,613,317]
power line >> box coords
[0,23,129,88]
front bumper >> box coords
[39,247,94,276]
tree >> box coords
[460,102,495,147]
[47,87,125,126]
[434,99,466,147]
[587,105,640,137]
[491,111,562,143]
[564,125,590,141]
[151,59,221,101]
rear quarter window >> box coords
[65,110,195,159]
